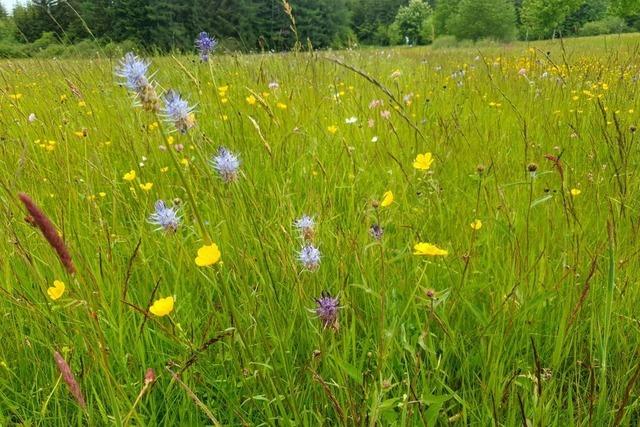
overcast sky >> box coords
[2,0,23,12]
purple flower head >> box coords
[369,224,383,240]
[315,291,340,329]
[162,90,195,134]
[298,244,320,271]
[148,200,180,232]
[294,215,315,240]
[210,147,240,182]
[195,32,218,62]
[116,52,151,92]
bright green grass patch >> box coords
[1,34,640,425]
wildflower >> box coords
[246,95,257,105]
[28,113,37,123]
[315,291,340,329]
[162,90,196,134]
[210,147,240,182]
[123,170,136,181]
[53,351,86,408]
[527,162,538,178]
[371,136,379,143]
[115,52,161,112]
[9,93,22,100]
[327,125,338,134]
[369,99,383,109]
[276,102,288,110]
[149,296,174,317]
[298,244,321,271]
[390,69,401,79]
[380,191,394,207]
[195,31,217,62]
[268,81,280,90]
[47,280,65,300]
[115,52,151,93]
[413,153,434,170]
[345,116,358,124]
[570,188,581,196]
[195,243,221,267]
[18,193,76,274]
[148,200,180,232]
[470,219,482,230]
[413,242,448,256]
[369,224,384,240]
[380,110,391,120]
[139,182,153,191]
[295,215,315,240]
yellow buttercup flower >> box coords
[570,188,581,196]
[380,191,394,207]
[470,219,482,230]
[413,153,434,170]
[276,102,288,110]
[246,95,257,105]
[413,243,448,257]
[327,125,338,134]
[47,280,65,300]
[123,170,136,181]
[149,296,174,317]
[139,182,153,191]
[195,244,221,267]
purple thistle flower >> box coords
[115,52,160,112]
[195,32,218,62]
[315,291,340,329]
[115,52,151,93]
[210,147,240,182]
[148,200,180,232]
[298,244,320,271]
[162,90,195,134]
[369,224,383,240]
[294,215,315,240]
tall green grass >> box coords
[2,34,640,425]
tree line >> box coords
[0,0,638,56]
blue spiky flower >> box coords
[315,291,340,329]
[162,90,195,134]
[115,52,151,92]
[195,32,218,62]
[148,200,180,232]
[294,215,315,240]
[115,52,160,112]
[298,244,321,271]
[210,147,240,182]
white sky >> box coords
[2,0,23,12]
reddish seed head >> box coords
[144,368,156,385]
[18,193,76,274]
[53,351,86,408]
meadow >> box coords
[2,33,640,425]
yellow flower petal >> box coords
[123,170,136,181]
[413,153,434,170]
[149,296,174,317]
[380,191,394,207]
[470,219,482,230]
[195,244,221,267]
[570,188,581,196]
[47,280,65,300]
[413,242,448,257]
